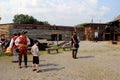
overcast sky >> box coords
[0,0,119,26]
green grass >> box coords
[0,51,12,60]
[40,48,70,54]
[0,51,6,57]
[39,50,47,55]
[0,47,71,60]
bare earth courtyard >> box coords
[0,41,120,80]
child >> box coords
[31,40,40,73]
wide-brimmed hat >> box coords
[21,30,28,34]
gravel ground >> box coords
[0,41,120,80]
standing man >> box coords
[9,33,19,62]
[94,31,98,42]
[15,31,30,68]
[71,31,80,59]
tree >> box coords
[75,23,88,28]
[13,14,50,25]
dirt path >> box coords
[0,41,120,80]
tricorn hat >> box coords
[21,30,28,34]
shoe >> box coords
[12,61,16,63]
[32,69,36,71]
[19,66,22,69]
[36,70,40,73]
[74,57,78,59]
[16,61,19,63]
[25,65,28,68]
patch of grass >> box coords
[0,48,68,60]
[0,51,12,60]
[39,50,47,55]
[43,48,64,54]
[0,51,7,57]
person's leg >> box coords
[18,48,24,68]
[32,56,36,71]
[19,54,22,68]
[96,37,98,42]
[24,55,27,68]
[13,49,16,62]
[36,64,39,72]
[36,56,39,72]
[23,48,28,68]
[72,45,76,58]
[15,49,19,62]
[1,44,5,51]
[13,49,18,62]
[72,50,75,58]
[74,50,78,59]
[32,64,36,71]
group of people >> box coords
[4,30,80,73]
[9,31,40,73]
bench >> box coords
[46,48,59,54]
[62,46,71,51]
[112,41,117,44]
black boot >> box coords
[19,58,22,68]
[24,56,27,68]
[72,51,75,58]
[74,51,78,59]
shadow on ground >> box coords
[40,63,59,67]
[79,56,95,59]
[42,67,65,72]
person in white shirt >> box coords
[31,40,40,73]
[9,33,19,62]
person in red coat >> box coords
[15,31,30,68]
[9,33,19,62]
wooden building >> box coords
[108,15,120,44]
[82,23,107,41]
[75,27,85,40]
[0,23,83,41]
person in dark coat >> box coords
[71,31,80,59]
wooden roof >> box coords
[82,23,107,27]
[111,15,120,22]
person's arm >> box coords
[26,37,30,46]
[77,36,80,43]
[15,37,20,46]
[72,36,77,44]
[9,39,14,48]
[0,38,2,42]
[36,46,39,56]
[31,47,34,55]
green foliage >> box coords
[13,14,50,25]
[75,23,88,28]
